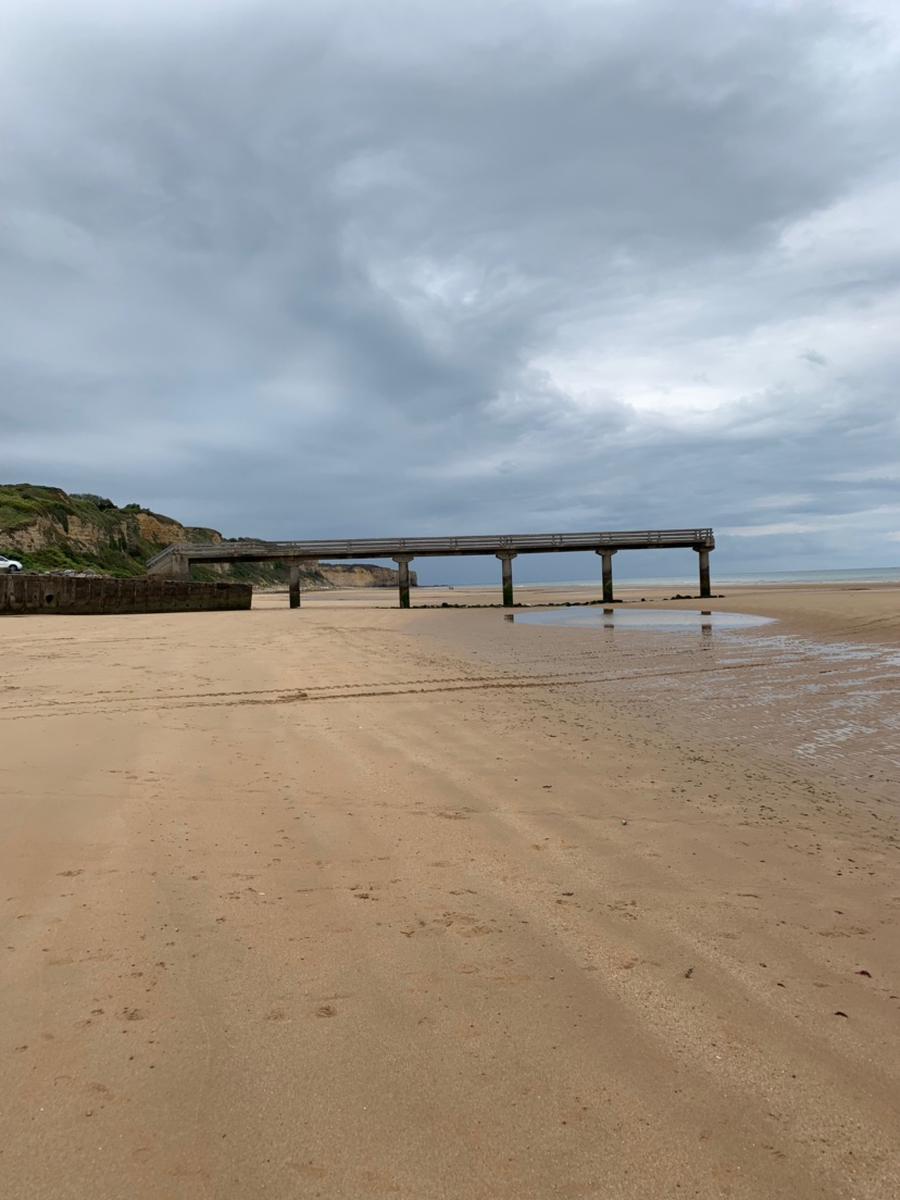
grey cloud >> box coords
[2,0,899,580]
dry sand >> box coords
[1,584,898,1198]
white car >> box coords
[0,555,23,573]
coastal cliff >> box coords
[318,563,418,588]
[0,484,414,588]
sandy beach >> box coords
[2,584,898,1199]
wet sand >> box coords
[302,577,900,641]
[1,585,898,1198]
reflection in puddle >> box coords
[515,608,777,631]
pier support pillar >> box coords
[393,555,414,609]
[595,549,617,603]
[696,547,711,598]
[173,554,191,581]
[288,562,301,609]
[496,551,517,607]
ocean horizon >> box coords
[421,566,900,589]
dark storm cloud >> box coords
[2,0,899,577]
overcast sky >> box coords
[3,0,899,581]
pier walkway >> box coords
[147,529,715,608]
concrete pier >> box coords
[154,552,190,581]
[497,552,517,607]
[393,555,414,609]
[147,528,715,609]
[288,563,301,609]
[696,547,711,598]
[596,549,617,603]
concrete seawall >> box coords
[0,574,251,615]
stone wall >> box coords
[0,574,251,615]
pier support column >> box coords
[595,549,617,603]
[160,553,191,580]
[696,547,711,598]
[496,551,517,607]
[288,562,301,609]
[393,555,414,609]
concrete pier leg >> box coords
[157,553,191,580]
[496,552,517,607]
[288,563,301,609]
[393,555,414,609]
[697,548,711,598]
[596,549,617,603]
[176,555,191,581]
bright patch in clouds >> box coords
[0,0,899,576]
[723,522,831,538]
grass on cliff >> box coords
[2,484,343,587]
[0,485,167,576]
[15,545,155,577]
[0,484,198,578]
[0,485,72,532]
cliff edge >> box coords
[0,485,414,588]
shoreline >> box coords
[292,579,900,645]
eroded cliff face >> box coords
[0,484,219,575]
[135,512,222,548]
[0,484,413,588]
[317,563,418,588]
[4,513,61,554]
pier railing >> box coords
[147,528,715,569]
[146,528,716,606]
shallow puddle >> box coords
[514,608,777,631]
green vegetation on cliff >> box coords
[0,484,321,584]
[0,484,408,588]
